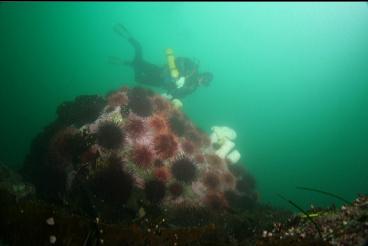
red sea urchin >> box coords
[185,129,203,148]
[149,115,169,134]
[181,140,196,155]
[204,192,228,210]
[152,95,171,113]
[153,134,178,159]
[154,166,171,182]
[171,156,197,183]
[199,131,211,147]
[203,172,221,190]
[124,117,146,138]
[131,145,154,168]
[96,121,125,150]
[222,172,236,189]
[169,182,183,198]
[194,154,206,164]
[107,91,128,108]
[205,154,224,168]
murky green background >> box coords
[1,2,367,210]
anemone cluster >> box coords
[23,86,257,214]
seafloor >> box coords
[0,166,367,245]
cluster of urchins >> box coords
[46,86,257,211]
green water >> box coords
[0,2,367,210]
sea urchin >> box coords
[144,179,166,203]
[153,134,178,159]
[171,157,197,183]
[131,145,154,168]
[203,172,220,190]
[149,115,168,133]
[90,155,133,205]
[169,182,183,198]
[125,117,146,138]
[154,166,171,183]
[96,121,125,150]
[127,87,153,117]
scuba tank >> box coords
[165,48,180,79]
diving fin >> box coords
[113,23,132,40]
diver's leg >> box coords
[124,37,159,84]
[127,37,143,65]
[113,24,161,85]
[114,23,143,63]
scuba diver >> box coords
[112,24,213,101]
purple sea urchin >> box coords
[144,179,166,203]
[171,157,197,183]
[90,155,133,205]
[57,95,106,128]
[127,87,153,117]
[169,115,187,137]
[96,121,124,150]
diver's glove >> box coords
[176,77,186,89]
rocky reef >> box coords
[1,85,366,245]
[19,85,258,223]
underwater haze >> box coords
[0,2,368,210]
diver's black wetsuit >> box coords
[125,37,201,99]
[126,37,164,87]
[164,57,201,98]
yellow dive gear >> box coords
[165,48,179,79]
